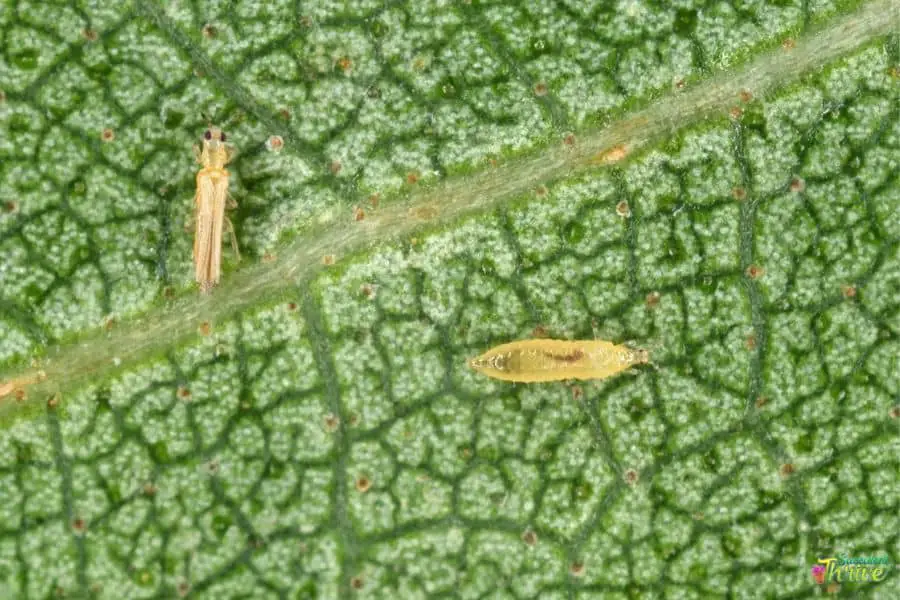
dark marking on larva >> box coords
[543,349,585,363]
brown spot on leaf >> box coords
[533,82,548,96]
[593,144,629,165]
[570,561,585,577]
[177,386,191,400]
[646,291,661,308]
[337,56,353,74]
[199,321,211,336]
[350,576,364,590]
[355,476,371,493]
[521,530,537,546]
[72,517,87,535]
[745,264,764,280]
[789,177,805,193]
[732,187,747,201]
[755,396,768,409]
[322,254,336,266]
[616,200,631,218]
[360,283,376,299]
[739,90,753,103]
[779,463,795,478]
[286,302,298,312]
[729,106,743,120]
[353,206,365,221]
[47,393,60,409]
[840,284,856,298]
[266,135,284,152]
[745,333,757,350]
[101,128,115,142]
[202,24,217,38]
[3,200,17,213]
[406,172,419,185]
[324,413,340,432]
[889,405,899,419]
[368,193,380,209]
[82,28,98,42]
[535,185,548,197]
[329,160,342,174]
[570,385,583,401]
[563,133,576,146]
[624,469,639,485]
[781,38,795,50]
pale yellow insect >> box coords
[468,339,649,383]
[193,126,239,293]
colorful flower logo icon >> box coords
[811,564,826,584]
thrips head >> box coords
[621,346,651,366]
[202,126,227,148]
[631,348,650,365]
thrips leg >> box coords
[224,216,240,261]
[224,145,237,165]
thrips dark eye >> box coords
[204,130,212,140]
[220,132,226,142]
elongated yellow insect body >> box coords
[468,339,649,383]
[193,126,238,294]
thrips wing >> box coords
[208,174,229,289]
[194,173,216,289]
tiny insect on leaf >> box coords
[193,126,239,293]
[468,339,650,383]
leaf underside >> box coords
[0,1,897,598]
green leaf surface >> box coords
[1,0,898,598]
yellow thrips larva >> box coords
[193,126,239,293]
[468,339,649,383]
